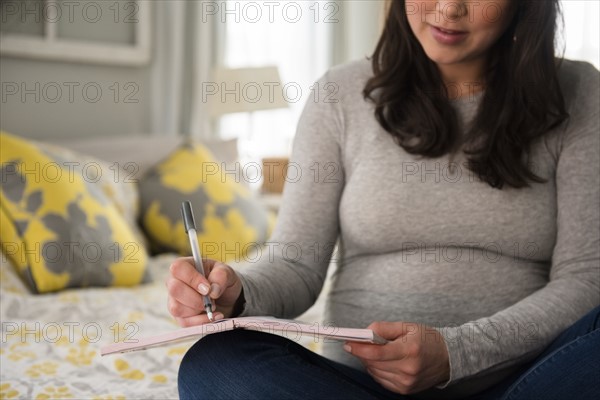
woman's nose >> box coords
[435,0,467,21]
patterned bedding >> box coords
[1,254,186,399]
[0,254,328,399]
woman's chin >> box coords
[425,52,482,75]
[431,57,462,68]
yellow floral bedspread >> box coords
[0,254,329,399]
[0,254,185,400]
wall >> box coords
[0,56,154,140]
[0,1,180,140]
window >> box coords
[216,0,335,159]
[0,0,151,66]
[560,0,600,68]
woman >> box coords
[168,0,599,398]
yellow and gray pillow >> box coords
[0,132,149,293]
[139,143,274,262]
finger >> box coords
[168,297,200,318]
[368,365,418,394]
[170,257,211,295]
[175,312,225,328]
[345,341,405,362]
[206,262,237,299]
[166,276,205,310]
[366,367,405,394]
[367,321,418,341]
[201,258,220,274]
[363,360,417,378]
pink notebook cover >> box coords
[101,317,386,356]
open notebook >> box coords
[101,317,387,356]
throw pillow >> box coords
[0,131,150,293]
[139,143,274,262]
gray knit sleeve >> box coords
[236,73,345,318]
[438,62,600,386]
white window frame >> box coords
[0,0,151,66]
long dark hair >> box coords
[364,0,569,188]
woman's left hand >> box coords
[344,322,450,395]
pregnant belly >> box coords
[324,250,549,329]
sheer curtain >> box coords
[560,0,600,68]
[217,0,333,159]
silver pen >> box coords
[181,201,214,321]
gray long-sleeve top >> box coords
[237,59,600,398]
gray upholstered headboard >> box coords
[43,135,238,176]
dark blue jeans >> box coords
[178,306,600,400]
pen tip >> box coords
[207,310,214,322]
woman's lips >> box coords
[430,25,468,45]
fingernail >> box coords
[214,313,224,320]
[210,283,221,297]
[343,344,352,353]
[198,283,209,295]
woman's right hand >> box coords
[166,257,244,327]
